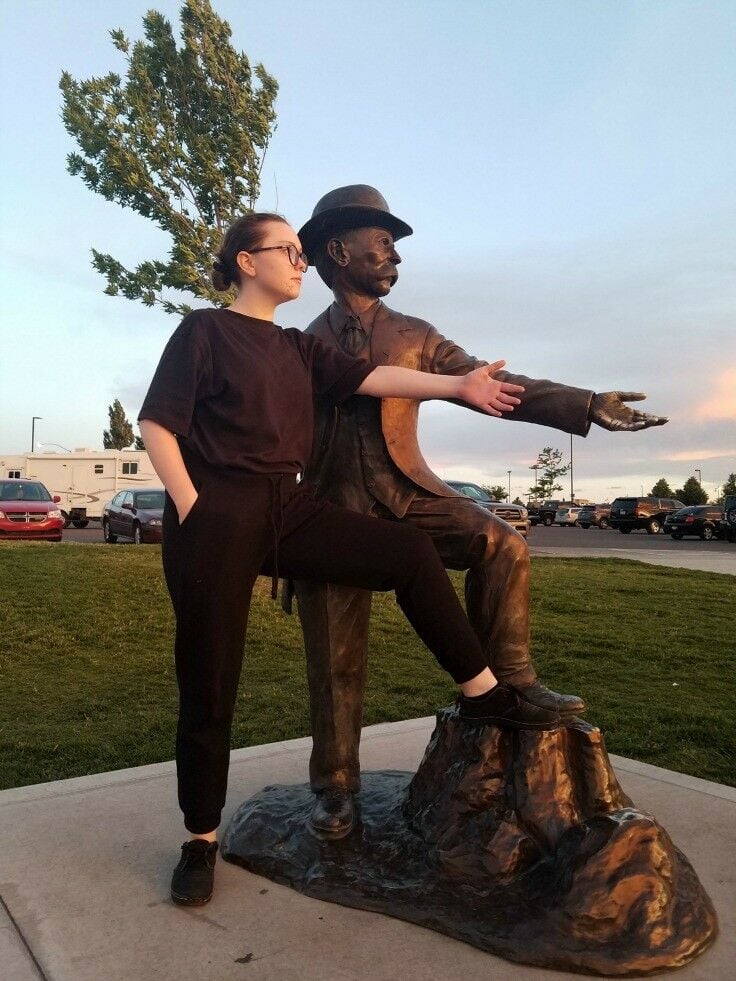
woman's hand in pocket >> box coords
[176,489,199,526]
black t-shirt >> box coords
[138,308,375,473]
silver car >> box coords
[555,506,583,527]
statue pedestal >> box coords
[222,710,717,976]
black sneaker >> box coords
[171,839,218,906]
[458,682,560,730]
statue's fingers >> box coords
[618,391,647,402]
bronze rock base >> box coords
[222,710,717,977]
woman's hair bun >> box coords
[211,257,233,292]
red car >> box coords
[0,478,64,541]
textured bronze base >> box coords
[222,711,717,977]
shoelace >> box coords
[180,843,216,869]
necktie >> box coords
[341,316,366,356]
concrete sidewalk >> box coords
[1,718,733,981]
[529,544,736,576]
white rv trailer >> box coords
[0,450,160,526]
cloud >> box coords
[660,448,736,462]
[694,368,736,421]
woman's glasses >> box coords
[250,244,309,270]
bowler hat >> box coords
[298,185,413,260]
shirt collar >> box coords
[329,299,382,337]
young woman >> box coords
[138,213,559,907]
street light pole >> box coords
[31,416,42,453]
[695,469,702,485]
[507,470,512,503]
[570,433,574,504]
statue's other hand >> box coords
[589,391,669,432]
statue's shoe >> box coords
[458,683,560,730]
[308,789,356,840]
[514,680,586,715]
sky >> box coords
[1,0,734,503]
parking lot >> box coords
[57,520,736,574]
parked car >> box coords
[578,504,611,529]
[609,496,685,535]
[0,478,64,541]
[445,481,530,537]
[102,488,166,544]
[554,506,583,526]
[722,494,736,542]
[528,500,564,526]
[664,505,725,541]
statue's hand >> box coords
[589,391,669,432]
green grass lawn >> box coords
[1,542,734,790]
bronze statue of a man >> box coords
[292,185,666,839]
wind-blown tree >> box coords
[674,476,708,506]
[60,0,278,315]
[650,477,674,497]
[104,399,135,449]
[528,447,570,500]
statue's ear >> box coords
[327,238,349,266]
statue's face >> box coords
[337,227,401,297]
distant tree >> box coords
[134,434,146,450]
[512,496,524,506]
[528,447,570,500]
[60,0,278,316]
[717,473,736,504]
[650,477,674,497]
[674,476,708,506]
[481,484,508,502]
[103,399,135,449]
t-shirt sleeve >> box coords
[309,336,375,405]
[137,313,211,436]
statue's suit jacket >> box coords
[302,303,594,517]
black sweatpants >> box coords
[161,460,488,834]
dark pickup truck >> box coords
[528,500,565,526]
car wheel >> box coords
[599,518,609,529]
[701,526,714,541]
[72,519,89,529]
[61,511,72,529]
[543,516,553,526]
[102,520,118,544]
[580,523,590,529]
[646,519,661,535]
[133,522,142,545]
[620,527,632,534]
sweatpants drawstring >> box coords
[268,474,285,600]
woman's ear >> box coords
[236,251,257,279]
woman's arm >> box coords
[139,419,198,522]
[356,359,524,417]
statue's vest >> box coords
[303,305,463,517]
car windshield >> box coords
[134,491,165,510]
[456,484,491,502]
[0,481,52,502]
